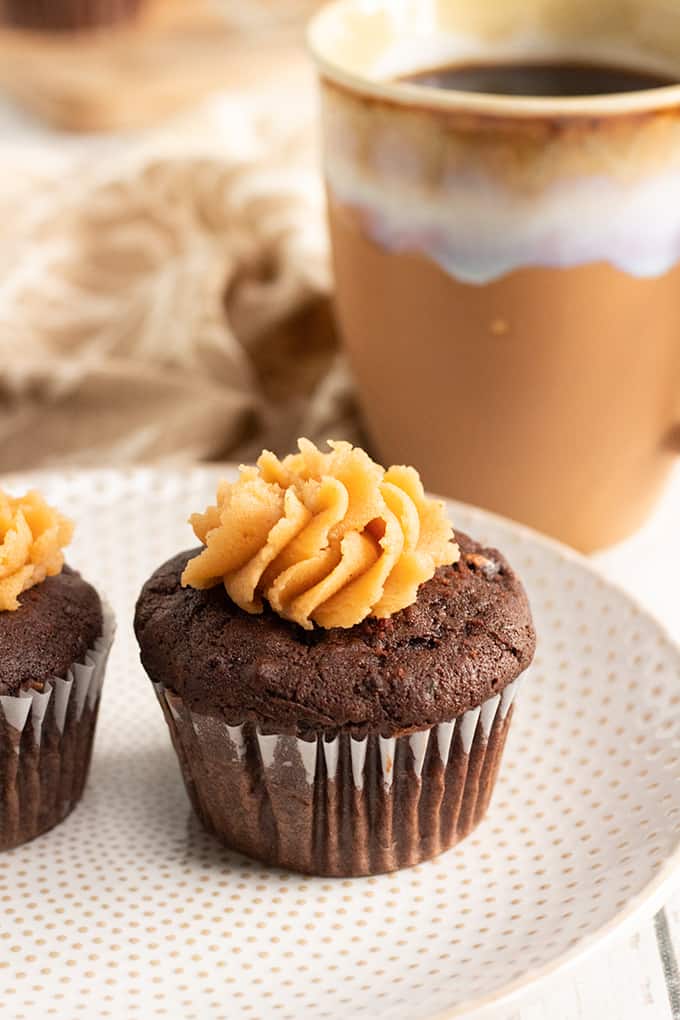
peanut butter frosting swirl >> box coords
[0,489,74,612]
[182,439,459,629]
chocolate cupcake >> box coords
[135,440,535,876]
[0,489,114,850]
[2,0,144,31]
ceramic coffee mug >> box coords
[308,0,680,552]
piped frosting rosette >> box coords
[0,489,73,612]
[182,439,459,629]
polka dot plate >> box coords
[2,466,680,1020]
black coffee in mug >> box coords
[400,60,676,96]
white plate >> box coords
[1,466,680,1020]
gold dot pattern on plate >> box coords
[0,467,679,1020]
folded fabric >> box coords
[0,93,360,471]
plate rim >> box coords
[3,463,680,1020]
[435,495,680,1018]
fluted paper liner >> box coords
[154,678,521,877]
[0,604,115,851]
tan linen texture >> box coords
[0,103,360,471]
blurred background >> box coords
[0,0,358,473]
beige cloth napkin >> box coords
[0,92,360,473]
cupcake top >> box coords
[135,441,535,737]
[136,534,534,737]
[182,439,458,630]
[0,488,102,696]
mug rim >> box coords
[307,0,680,119]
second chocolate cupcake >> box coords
[0,487,114,850]
[135,440,535,876]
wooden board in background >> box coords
[0,0,320,131]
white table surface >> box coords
[0,90,678,1020]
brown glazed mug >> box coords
[309,0,680,552]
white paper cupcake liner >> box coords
[153,676,521,877]
[0,603,115,851]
